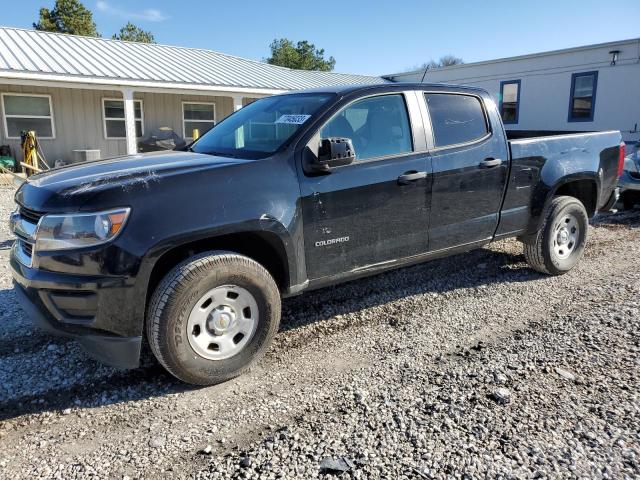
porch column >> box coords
[232,95,244,112]
[232,95,244,148]
[122,88,137,155]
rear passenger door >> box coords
[423,92,509,251]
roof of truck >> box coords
[281,82,489,95]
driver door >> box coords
[299,91,432,281]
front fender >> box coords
[134,215,302,301]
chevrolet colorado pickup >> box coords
[9,84,624,385]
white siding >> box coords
[389,39,640,143]
[0,85,242,163]
[0,84,126,162]
[137,92,234,136]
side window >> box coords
[320,94,412,161]
[425,93,488,148]
[103,98,143,138]
[568,71,597,122]
[183,102,216,140]
[499,80,520,124]
[2,94,55,139]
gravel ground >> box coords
[0,186,638,479]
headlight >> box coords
[35,208,131,252]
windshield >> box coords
[190,93,334,159]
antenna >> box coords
[420,65,429,83]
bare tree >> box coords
[438,55,464,67]
[405,55,464,74]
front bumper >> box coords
[13,282,141,368]
[10,244,142,369]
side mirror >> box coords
[315,137,355,171]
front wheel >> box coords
[146,251,281,385]
[523,196,589,275]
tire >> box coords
[146,251,281,385]
[621,192,639,210]
[523,196,589,275]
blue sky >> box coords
[4,0,640,75]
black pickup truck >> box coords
[9,84,624,385]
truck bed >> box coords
[505,130,597,140]
[495,130,623,238]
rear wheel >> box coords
[523,196,588,275]
[146,251,281,385]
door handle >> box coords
[480,158,503,168]
[397,171,427,185]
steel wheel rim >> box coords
[552,213,580,259]
[186,285,259,360]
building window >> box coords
[424,93,489,148]
[499,80,520,124]
[102,98,143,139]
[568,71,598,122]
[2,93,55,139]
[183,102,216,139]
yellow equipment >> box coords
[21,131,49,177]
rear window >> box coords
[425,93,488,148]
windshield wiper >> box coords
[203,151,237,158]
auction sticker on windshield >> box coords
[275,114,311,124]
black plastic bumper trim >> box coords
[13,282,141,369]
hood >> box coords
[16,150,253,212]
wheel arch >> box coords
[529,174,599,234]
[552,177,599,217]
[143,230,293,310]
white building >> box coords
[0,27,384,164]
[388,38,640,144]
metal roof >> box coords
[0,27,386,93]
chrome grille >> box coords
[10,206,42,267]
[21,241,33,257]
[19,206,44,224]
